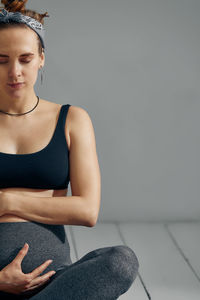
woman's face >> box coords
[0,26,45,98]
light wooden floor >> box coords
[64,221,200,300]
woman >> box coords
[0,1,139,299]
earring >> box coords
[39,66,44,85]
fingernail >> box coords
[48,260,53,263]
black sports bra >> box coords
[0,104,71,190]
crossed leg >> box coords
[0,245,139,300]
[27,245,139,300]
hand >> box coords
[0,243,56,295]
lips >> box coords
[8,82,23,85]
[8,83,24,88]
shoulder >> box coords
[41,100,93,148]
[67,105,91,130]
[42,99,90,124]
[65,105,95,150]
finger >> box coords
[24,278,50,291]
[14,243,29,265]
[28,260,54,278]
[24,271,56,290]
[25,281,49,292]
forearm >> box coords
[4,193,92,226]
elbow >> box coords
[86,209,98,227]
[87,219,97,227]
[84,195,100,227]
[88,217,97,227]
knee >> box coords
[106,245,139,286]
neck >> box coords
[0,90,38,115]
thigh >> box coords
[23,246,114,299]
[0,245,139,300]
[28,245,139,300]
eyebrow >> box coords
[0,53,34,57]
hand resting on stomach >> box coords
[0,187,68,223]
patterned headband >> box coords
[0,8,45,49]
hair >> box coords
[0,0,49,56]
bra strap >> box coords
[60,104,71,132]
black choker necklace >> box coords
[0,96,40,116]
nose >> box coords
[8,62,23,80]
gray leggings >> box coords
[0,222,139,299]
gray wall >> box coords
[32,0,200,222]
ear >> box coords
[39,51,45,68]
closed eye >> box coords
[0,61,31,64]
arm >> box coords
[4,193,93,226]
[4,106,101,227]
